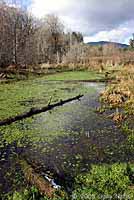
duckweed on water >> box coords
[0,72,97,148]
[0,80,91,119]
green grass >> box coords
[43,71,105,81]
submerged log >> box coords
[19,159,56,198]
[0,94,83,126]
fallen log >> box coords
[0,94,83,126]
[19,159,56,198]
[19,159,67,199]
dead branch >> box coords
[19,159,56,198]
[0,94,83,126]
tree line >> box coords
[1,0,134,72]
[0,0,83,68]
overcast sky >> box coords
[29,0,134,44]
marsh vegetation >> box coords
[0,69,133,199]
[0,1,134,199]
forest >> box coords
[0,0,134,200]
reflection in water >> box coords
[0,82,132,194]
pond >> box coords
[0,75,132,196]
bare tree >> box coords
[0,2,85,69]
[0,2,14,67]
[42,15,64,63]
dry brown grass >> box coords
[101,66,134,116]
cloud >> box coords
[29,0,70,17]
[84,24,134,44]
[30,0,134,43]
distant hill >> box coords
[87,41,129,48]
